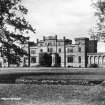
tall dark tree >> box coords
[0,0,35,66]
[39,53,52,67]
[91,0,105,41]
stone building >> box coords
[30,35,72,67]
[87,40,105,68]
[29,35,99,68]
[66,37,89,67]
[87,53,105,68]
[1,35,105,68]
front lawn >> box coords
[0,84,104,105]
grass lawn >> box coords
[0,84,105,105]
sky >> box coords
[23,0,96,42]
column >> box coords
[99,56,102,64]
[102,56,104,65]
[103,56,105,64]
[90,56,94,64]
[103,56,105,67]
[52,54,55,66]
[88,56,90,65]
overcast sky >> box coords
[23,0,96,42]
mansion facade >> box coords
[29,35,101,68]
[0,35,105,68]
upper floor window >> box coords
[49,42,52,46]
[70,49,73,52]
[53,42,56,46]
[40,43,43,46]
[58,42,61,46]
[31,50,36,54]
[78,47,81,52]
[67,48,73,53]
[67,56,73,63]
[45,43,47,46]
[47,42,52,46]
[58,48,61,53]
[49,48,53,52]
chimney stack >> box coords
[43,36,45,41]
[37,39,38,44]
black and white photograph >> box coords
[1,0,105,105]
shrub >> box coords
[89,64,98,68]
[39,52,52,67]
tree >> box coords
[39,53,52,67]
[88,28,98,40]
[0,0,35,66]
[92,0,105,41]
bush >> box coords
[89,64,98,68]
[39,52,52,67]
[68,66,73,68]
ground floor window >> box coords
[67,56,73,63]
[4,59,7,63]
[78,56,81,63]
[24,57,28,63]
[31,57,36,63]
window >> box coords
[70,49,73,52]
[31,50,36,54]
[67,48,69,53]
[78,56,81,63]
[40,49,43,52]
[53,42,56,46]
[58,48,61,53]
[67,56,73,63]
[47,48,49,52]
[58,42,61,46]
[45,43,47,46]
[67,48,73,53]
[4,59,6,63]
[47,42,50,46]
[31,57,36,63]
[40,43,43,46]
[78,47,81,52]
[48,42,52,46]
[49,48,53,52]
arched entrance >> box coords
[95,56,98,64]
[51,53,61,67]
[103,56,105,64]
[90,56,94,64]
[99,56,102,64]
